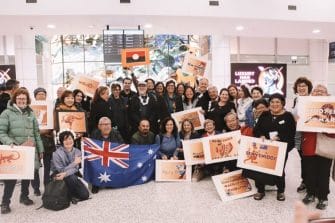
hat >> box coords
[34,87,47,97]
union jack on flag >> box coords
[83,137,129,168]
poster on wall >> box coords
[0,65,16,86]
[237,136,287,176]
[0,145,35,179]
[230,63,287,97]
[212,170,256,202]
[296,96,335,133]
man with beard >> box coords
[131,119,158,145]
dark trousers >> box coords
[303,155,332,200]
[64,175,89,201]
[255,176,285,193]
[31,153,53,190]
[2,180,30,205]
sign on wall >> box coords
[0,65,16,86]
[230,63,287,97]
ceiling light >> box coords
[47,24,56,29]
[144,24,152,29]
[236,26,244,31]
[312,29,320,34]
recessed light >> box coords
[47,24,56,29]
[312,29,320,34]
[236,26,244,31]
[144,24,152,29]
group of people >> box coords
[0,74,334,215]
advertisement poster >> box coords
[0,146,35,179]
[0,65,16,86]
[202,131,241,164]
[182,54,207,77]
[155,160,191,182]
[56,111,87,133]
[182,138,205,165]
[230,63,287,97]
[121,48,150,67]
[70,75,100,98]
[297,96,335,133]
[30,100,54,130]
[237,136,287,176]
[171,107,205,131]
[212,170,256,202]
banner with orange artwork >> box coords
[212,170,256,202]
[171,107,205,131]
[155,160,191,182]
[202,131,241,164]
[0,146,35,179]
[176,68,196,88]
[182,54,207,77]
[56,111,87,133]
[30,100,54,130]
[237,136,287,176]
[297,96,335,133]
[182,138,205,165]
[70,75,100,98]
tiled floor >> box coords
[1,150,334,223]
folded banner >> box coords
[202,131,241,164]
[237,136,287,176]
[297,96,335,133]
[0,145,35,180]
[212,170,256,202]
[83,137,159,188]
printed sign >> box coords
[30,100,54,130]
[56,111,87,133]
[121,48,150,67]
[171,107,205,131]
[155,160,191,182]
[70,75,100,98]
[237,136,287,176]
[297,96,335,133]
[182,138,205,165]
[202,131,241,164]
[0,146,35,179]
[182,54,207,77]
[212,170,256,202]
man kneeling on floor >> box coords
[52,131,89,202]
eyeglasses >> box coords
[99,123,111,126]
[16,97,27,101]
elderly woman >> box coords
[0,87,44,214]
[301,84,334,210]
[247,93,296,201]
[291,77,313,193]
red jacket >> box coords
[301,132,317,156]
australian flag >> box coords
[83,137,159,188]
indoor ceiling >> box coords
[0,0,335,39]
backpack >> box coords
[41,180,70,211]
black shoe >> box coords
[316,200,328,210]
[1,203,11,214]
[71,198,80,205]
[19,196,34,206]
[91,186,100,194]
[297,182,306,193]
[302,194,315,205]
[34,189,41,196]
[277,192,285,201]
[253,192,265,200]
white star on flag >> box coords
[147,149,154,155]
[141,176,148,182]
[153,155,157,160]
[98,171,111,183]
[137,162,143,168]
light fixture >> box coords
[144,24,153,29]
[312,29,320,34]
[236,26,244,31]
[47,24,56,29]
